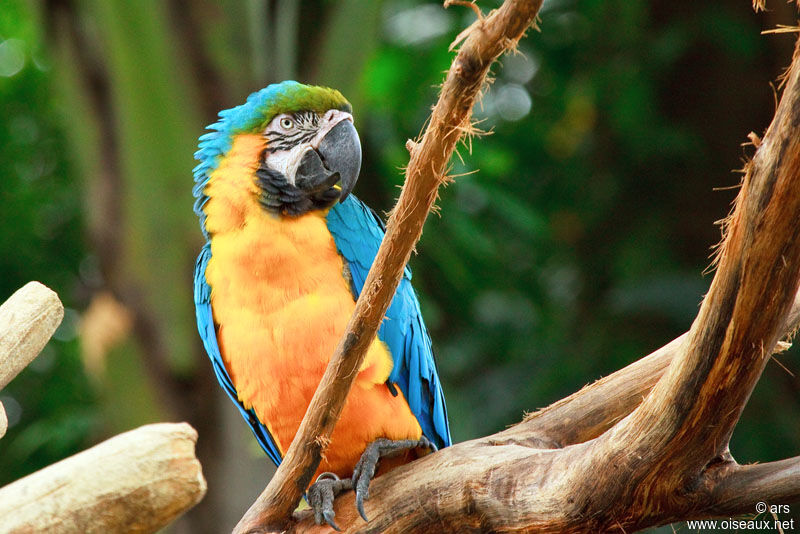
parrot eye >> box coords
[280,117,294,130]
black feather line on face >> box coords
[255,149,340,216]
[263,111,320,153]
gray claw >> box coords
[421,435,437,453]
[352,439,384,522]
[356,488,369,522]
[323,509,341,532]
[351,437,436,523]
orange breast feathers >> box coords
[201,134,422,477]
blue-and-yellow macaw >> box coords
[192,81,451,527]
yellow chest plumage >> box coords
[201,134,421,475]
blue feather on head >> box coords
[192,81,303,237]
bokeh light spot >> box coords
[0,38,26,77]
[385,4,452,46]
[495,84,532,122]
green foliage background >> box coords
[0,0,798,531]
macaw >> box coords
[192,81,451,527]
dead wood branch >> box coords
[595,32,800,525]
[0,281,63,442]
[0,423,206,534]
[513,334,684,447]
[282,18,800,534]
[704,455,800,517]
[236,3,800,533]
[0,284,206,532]
[233,1,543,533]
[508,282,800,448]
[0,282,64,391]
[284,284,800,532]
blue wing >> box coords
[326,195,452,449]
[194,243,284,466]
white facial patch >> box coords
[262,110,354,187]
[264,144,314,186]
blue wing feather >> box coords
[326,195,452,449]
[194,243,284,466]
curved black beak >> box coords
[316,119,361,201]
[292,119,361,208]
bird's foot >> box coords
[352,436,436,522]
[308,437,436,529]
[308,472,352,531]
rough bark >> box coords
[285,292,800,533]
[0,423,206,534]
[504,304,797,448]
[278,30,800,532]
[0,282,64,391]
[235,2,800,533]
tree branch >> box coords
[705,456,800,517]
[232,3,800,533]
[510,334,683,447]
[510,280,800,448]
[0,282,64,391]
[233,1,543,532]
[0,423,206,533]
[596,33,800,514]
[283,27,800,534]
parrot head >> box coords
[193,81,362,227]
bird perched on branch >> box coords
[192,81,451,528]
